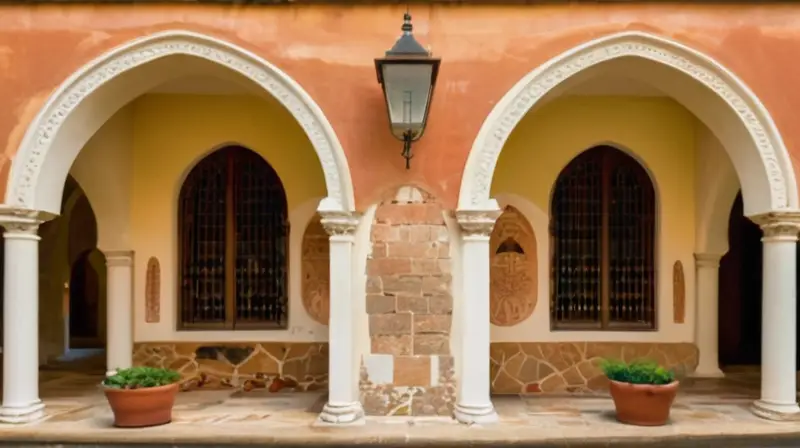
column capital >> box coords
[319,211,360,237]
[750,212,800,242]
[105,250,134,267]
[0,207,55,239]
[456,209,501,237]
[694,253,723,268]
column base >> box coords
[0,401,45,424]
[315,401,365,426]
[751,399,800,421]
[690,367,725,378]
[454,403,499,425]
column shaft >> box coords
[105,251,133,376]
[454,209,500,424]
[752,217,800,420]
[318,212,363,425]
[0,221,45,423]
[693,253,724,378]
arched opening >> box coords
[1,31,349,401]
[473,32,797,407]
[550,145,656,330]
[178,145,289,330]
[0,30,357,424]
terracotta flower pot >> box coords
[608,379,679,426]
[104,383,179,428]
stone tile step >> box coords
[5,433,800,447]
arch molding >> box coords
[459,31,797,215]
[7,30,355,214]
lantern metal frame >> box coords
[375,12,441,169]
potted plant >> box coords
[102,366,182,428]
[600,359,678,426]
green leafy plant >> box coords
[599,359,675,385]
[103,366,181,390]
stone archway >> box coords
[454,31,800,424]
[0,30,362,424]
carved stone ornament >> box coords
[672,260,685,324]
[145,257,161,323]
[320,211,359,236]
[489,207,537,326]
[456,209,501,237]
[461,32,791,212]
[301,215,330,325]
[9,31,353,214]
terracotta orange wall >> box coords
[2,3,800,209]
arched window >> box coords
[550,146,656,330]
[178,146,289,330]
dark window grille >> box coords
[178,146,289,330]
[550,146,656,330]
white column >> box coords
[752,216,800,420]
[318,212,363,425]
[454,209,500,424]
[105,250,133,377]
[693,253,725,378]
[0,220,45,423]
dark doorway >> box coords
[718,193,762,367]
[69,250,102,349]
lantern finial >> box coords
[402,13,413,35]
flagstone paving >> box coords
[2,363,800,446]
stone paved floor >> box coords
[2,364,800,446]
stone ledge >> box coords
[0,0,761,4]
[3,427,800,447]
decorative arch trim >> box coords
[459,31,797,215]
[7,29,355,213]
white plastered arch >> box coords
[459,31,798,217]
[6,30,355,216]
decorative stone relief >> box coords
[490,342,698,395]
[489,206,537,326]
[673,260,685,324]
[461,32,790,212]
[301,214,330,325]
[133,342,327,393]
[145,257,161,323]
[10,31,353,213]
[363,185,454,416]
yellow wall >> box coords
[490,95,697,342]
[131,94,326,211]
[129,94,328,342]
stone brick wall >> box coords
[133,342,328,392]
[360,186,456,416]
[490,342,698,394]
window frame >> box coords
[176,146,290,331]
[549,146,657,331]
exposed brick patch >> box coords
[361,186,454,416]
